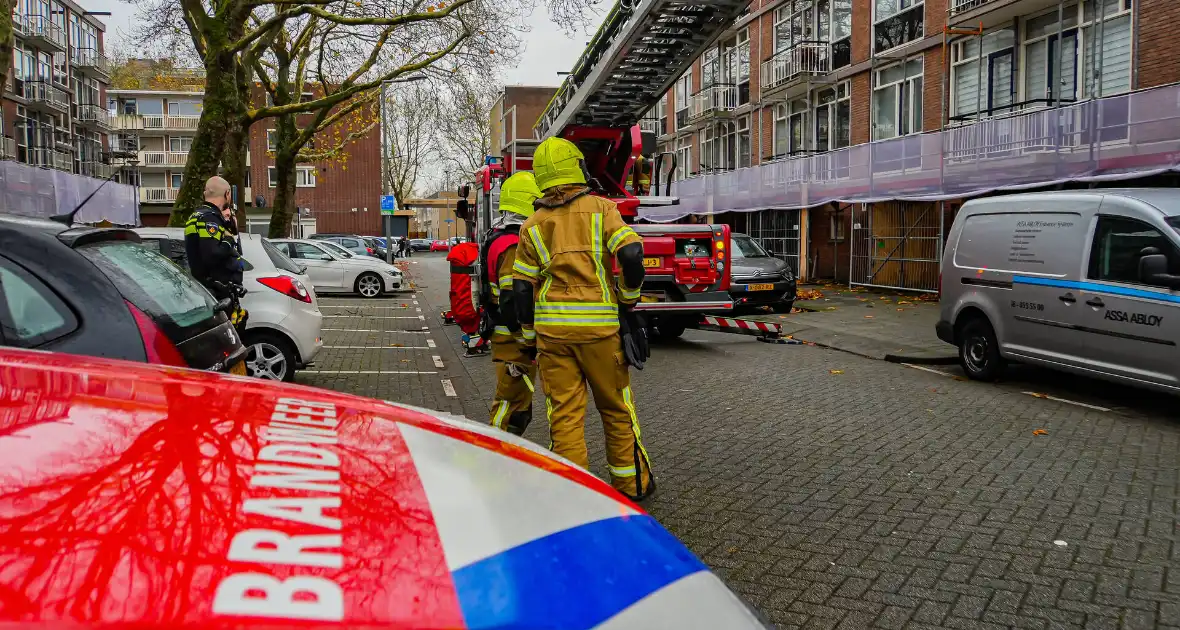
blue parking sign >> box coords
[380,195,397,214]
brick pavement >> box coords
[319,253,1180,630]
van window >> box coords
[953,212,1086,276]
[1087,216,1180,285]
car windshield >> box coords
[76,240,218,334]
[1167,216,1180,237]
[261,238,304,274]
[731,235,770,259]
[320,241,354,258]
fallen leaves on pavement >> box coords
[1032,429,1049,436]
[796,288,824,300]
[829,369,844,375]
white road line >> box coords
[319,305,410,309]
[432,355,445,368]
[416,308,422,313]
[901,363,955,377]
[323,315,420,319]
[1022,392,1111,411]
[322,328,431,333]
[418,315,426,321]
[427,339,437,348]
[441,379,457,397]
[302,370,438,375]
[320,349,431,353]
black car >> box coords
[728,233,797,314]
[410,238,432,251]
[0,215,247,372]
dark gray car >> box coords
[728,233,796,313]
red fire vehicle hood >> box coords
[0,348,765,629]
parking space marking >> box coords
[901,363,956,377]
[323,315,420,319]
[418,315,426,321]
[1022,392,1111,411]
[322,346,430,350]
[427,339,437,348]
[441,379,457,397]
[302,370,439,375]
[432,355,445,368]
[322,328,431,333]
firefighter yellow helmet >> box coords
[533,137,587,191]
[498,171,541,218]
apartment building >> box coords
[109,83,382,235]
[641,0,1168,291]
[5,0,113,177]
[490,86,558,172]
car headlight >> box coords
[385,269,401,276]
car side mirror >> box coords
[1138,253,1180,289]
[297,264,307,274]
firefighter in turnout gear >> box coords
[185,176,248,330]
[512,137,654,501]
[482,171,543,435]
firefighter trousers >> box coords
[489,337,537,436]
[537,334,653,499]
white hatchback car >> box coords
[135,229,324,381]
[271,238,404,298]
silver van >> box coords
[937,189,1180,393]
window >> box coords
[289,243,331,261]
[268,166,277,187]
[774,100,808,157]
[829,211,846,241]
[262,239,303,274]
[814,81,851,151]
[951,28,1016,119]
[1023,1,1132,105]
[0,256,77,347]
[170,173,183,189]
[121,99,137,115]
[297,166,316,188]
[167,100,200,116]
[699,127,716,173]
[1088,216,1180,285]
[674,73,691,129]
[266,129,277,151]
[169,136,192,153]
[136,98,163,115]
[874,0,924,54]
[720,29,750,106]
[873,59,923,140]
[736,116,751,168]
[675,135,691,180]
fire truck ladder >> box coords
[535,0,749,138]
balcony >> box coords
[79,160,119,179]
[27,147,73,172]
[141,187,180,204]
[18,15,66,51]
[21,81,69,114]
[639,115,668,137]
[687,84,738,123]
[0,137,15,160]
[115,114,201,132]
[140,151,190,168]
[75,104,114,130]
[72,48,111,78]
[947,0,1061,27]
[761,42,831,94]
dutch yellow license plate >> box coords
[746,283,775,291]
[230,361,248,376]
[642,257,661,268]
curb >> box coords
[883,353,959,365]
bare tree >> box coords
[433,72,497,180]
[381,82,438,213]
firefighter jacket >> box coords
[487,233,534,347]
[184,202,244,291]
[512,184,643,345]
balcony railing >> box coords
[141,151,190,167]
[688,84,738,122]
[72,48,111,76]
[21,81,69,113]
[27,147,73,172]
[141,187,180,203]
[761,42,831,92]
[75,104,114,129]
[659,85,1175,221]
[114,114,201,131]
[950,0,999,15]
[79,160,119,179]
[639,115,668,136]
[20,15,66,50]
[0,137,15,160]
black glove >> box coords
[619,306,650,370]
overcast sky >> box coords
[86,1,605,87]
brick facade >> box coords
[1135,0,1180,89]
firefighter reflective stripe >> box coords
[536,315,620,326]
[590,214,611,300]
[536,302,618,314]
[490,284,500,299]
[513,259,540,278]
[607,226,638,254]
[520,328,536,341]
[617,280,641,302]
[545,397,555,450]
[522,373,535,393]
[622,386,651,467]
[498,276,514,290]
[609,464,637,478]
[535,302,618,327]
[528,225,552,267]
[491,400,509,429]
[494,325,512,336]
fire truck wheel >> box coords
[653,316,687,340]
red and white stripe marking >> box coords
[699,316,783,335]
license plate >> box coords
[642,257,661,268]
[746,283,775,291]
[230,361,247,376]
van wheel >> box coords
[958,318,1005,381]
[653,316,687,340]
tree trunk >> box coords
[267,114,299,238]
[0,0,16,97]
[168,46,240,226]
[222,114,249,227]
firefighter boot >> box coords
[538,336,654,501]
[489,351,537,433]
[507,405,533,436]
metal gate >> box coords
[849,201,945,293]
[726,209,801,276]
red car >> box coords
[429,239,450,252]
[0,348,767,629]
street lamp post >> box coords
[379,75,426,264]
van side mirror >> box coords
[1138,253,1180,289]
[455,198,470,221]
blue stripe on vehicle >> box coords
[451,514,707,630]
[1012,276,1180,304]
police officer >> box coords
[185,176,247,328]
[512,137,654,501]
[482,172,543,435]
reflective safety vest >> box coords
[512,185,643,344]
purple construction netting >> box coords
[644,83,1180,222]
[0,160,139,225]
